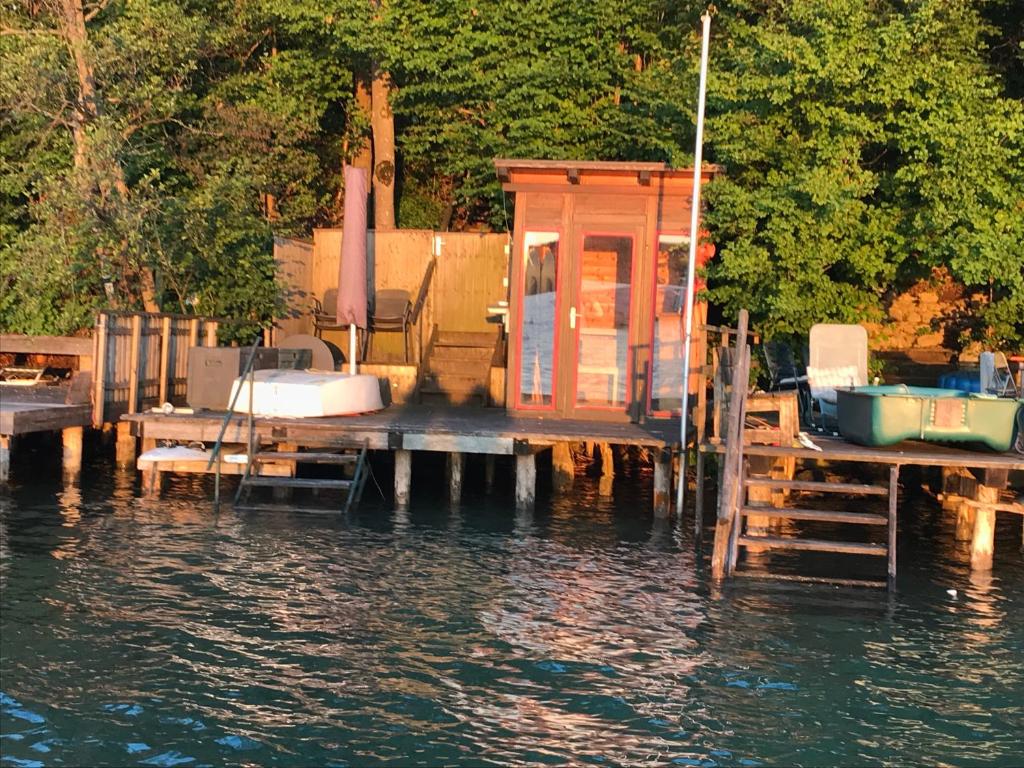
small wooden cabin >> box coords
[495,159,720,423]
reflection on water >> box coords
[1,458,1022,767]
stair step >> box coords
[428,357,492,375]
[420,373,488,393]
[745,478,888,496]
[737,536,887,556]
[235,504,348,515]
[733,572,888,589]
[740,507,888,525]
[243,477,353,490]
[436,331,497,347]
[255,451,358,464]
[430,346,494,361]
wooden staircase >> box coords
[727,462,899,589]
[418,330,497,406]
[235,442,370,515]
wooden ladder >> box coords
[727,462,899,590]
[234,441,370,515]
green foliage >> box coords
[1,0,1020,348]
[703,0,1024,347]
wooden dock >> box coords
[122,405,678,511]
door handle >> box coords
[569,306,577,329]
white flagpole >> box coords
[349,324,357,375]
[677,11,712,515]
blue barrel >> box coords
[937,370,981,393]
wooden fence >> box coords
[274,230,510,360]
[93,311,221,427]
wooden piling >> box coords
[598,442,614,496]
[515,453,536,509]
[653,449,671,518]
[694,449,707,537]
[552,442,574,492]
[115,421,136,467]
[62,426,84,479]
[394,449,412,507]
[0,435,10,483]
[447,452,464,505]
[970,485,999,572]
[484,454,496,492]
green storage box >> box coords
[837,385,1021,452]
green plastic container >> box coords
[837,385,1022,452]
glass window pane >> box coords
[519,232,559,406]
[576,235,633,408]
[651,235,689,413]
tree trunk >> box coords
[353,77,373,173]
[59,0,160,313]
[370,66,396,230]
[59,0,99,176]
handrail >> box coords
[209,339,261,507]
[409,257,436,327]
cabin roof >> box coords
[493,158,723,191]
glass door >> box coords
[570,233,636,414]
[516,232,561,408]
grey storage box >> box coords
[186,348,280,410]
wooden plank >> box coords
[127,315,142,415]
[736,536,887,556]
[888,466,899,588]
[92,314,109,427]
[403,433,513,455]
[0,403,92,435]
[0,335,94,357]
[136,458,293,477]
[739,507,888,525]
[158,316,172,404]
[701,439,1024,471]
[744,478,889,496]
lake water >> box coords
[2,446,1023,767]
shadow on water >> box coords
[1,451,1022,767]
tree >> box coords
[702,0,1024,347]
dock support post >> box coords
[598,442,614,496]
[484,455,496,492]
[139,437,161,498]
[0,435,9,483]
[394,450,412,508]
[62,427,84,480]
[447,452,464,505]
[515,453,536,509]
[552,442,574,492]
[653,448,672,519]
[970,485,999,572]
[115,422,136,467]
[694,449,707,538]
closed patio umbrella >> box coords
[336,165,369,374]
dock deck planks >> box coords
[122,405,678,454]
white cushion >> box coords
[806,364,860,404]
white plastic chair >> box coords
[980,351,1019,397]
[807,324,869,428]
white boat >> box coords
[228,369,384,418]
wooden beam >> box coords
[0,334,94,357]
[970,485,999,572]
[0,435,9,483]
[653,453,671,518]
[551,442,574,492]
[62,426,84,479]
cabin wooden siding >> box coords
[499,160,717,422]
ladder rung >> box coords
[235,504,349,515]
[737,536,887,556]
[733,572,889,589]
[243,477,353,490]
[744,478,888,496]
[255,451,358,464]
[740,507,888,525]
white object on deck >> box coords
[228,369,384,418]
